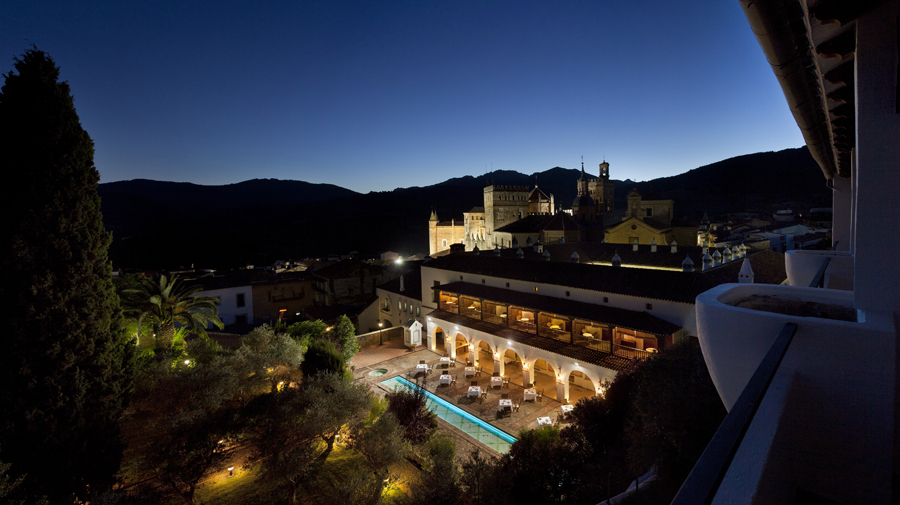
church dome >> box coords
[572,194,595,208]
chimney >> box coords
[670,240,677,253]
[534,238,543,253]
[682,255,694,272]
[702,252,712,271]
[400,275,405,292]
[526,236,533,247]
[516,247,524,259]
[723,247,733,263]
[651,239,657,252]
[542,250,550,261]
[571,251,580,263]
[712,249,722,266]
[494,245,501,256]
[739,258,755,283]
[632,239,639,252]
[612,251,622,267]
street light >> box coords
[378,322,384,345]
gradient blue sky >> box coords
[1,1,803,193]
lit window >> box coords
[442,239,448,247]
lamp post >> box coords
[378,322,384,346]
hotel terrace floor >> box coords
[352,339,598,459]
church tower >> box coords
[588,160,616,225]
[572,162,597,222]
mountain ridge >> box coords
[100,147,830,269]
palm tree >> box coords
[121,274,224,349]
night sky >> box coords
[1,1,802,192]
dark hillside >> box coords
[100,147,831,270]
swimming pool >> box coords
[381,376,517,453]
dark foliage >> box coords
[385,378,438,444]
[300,339,346,378]
[0,48,135,503]
[459,341,724,505]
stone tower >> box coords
[428,208,439,255]
[484,185,529,247]
[588,160,615,225]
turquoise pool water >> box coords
[381,376,517,453]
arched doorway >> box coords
[499,347,525,385]
[475,340,495,373]
[566,370,600,404]
[532,358,559,400]
[452,333,470,362]
[431,325,447,351]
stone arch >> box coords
[449,331,471,361]
[531,358,561,399]
[380,319,393,328]
[474,339,496,372]
[429,324,448,352]
[564,367,602,401]
[496,342,526,385]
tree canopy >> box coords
[120,274,223,348]
[0,48,135,503]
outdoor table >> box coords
[440,356,451,369]
[490,376,503,388]
[467,386,481,397]
[560,404,574,418]
[439,374,452,385]
[549,325,560,330]
[523,389,536,401]
[536,417,553,427]
[415,364,428,376]
[497,399,513,412]
[582,332,593,337]
[464,366,476,377]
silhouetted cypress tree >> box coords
[0,48,134,503]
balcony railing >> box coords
[671,322,798,505]
[611,343,656,360]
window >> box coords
[646,303,653,310]
[566,291,570,297]
[460,239,464,244]
[482,279,485,284]
[383,298,390,310]
[433,280,440,302]
[506,282,510,288]
[398,300,402,311]
[603,297,609,303]
[416,306,420,316]
[442,239,448,247]
[645,207,653,217]
[236,293,245,307]
[533,287,538,292]
[235,314,247,325]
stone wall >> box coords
[357,326,404,349]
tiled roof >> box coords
[379,263,423,300]
[467,207,485,213]
[312,259,382,280]
[433,281,681,336]
[541,212,580,232]
[541,242,707,269]
[428,309,633,371]
[494,214,552,234]
[425,251,785,303]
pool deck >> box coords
[353,345,577,458]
